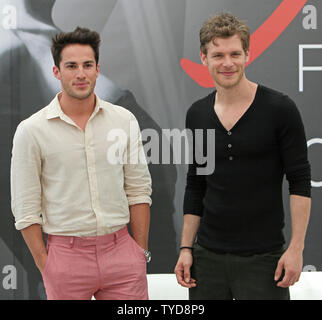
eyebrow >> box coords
[211,50,243,54]
[64,60,95,66]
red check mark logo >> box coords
[181,0,308,88]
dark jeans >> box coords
[189,243,290,300]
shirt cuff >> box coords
[14,215,43,230]
[127,196,152,207]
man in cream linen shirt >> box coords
[11,27,152,300]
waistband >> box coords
[47,226,128,247]
[196,241,284,257]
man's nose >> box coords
[76,66,86,78]
[222,56,233,68]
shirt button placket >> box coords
[85,123,102,235]
[227,131,233,161]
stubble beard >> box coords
[63,80,96,100]
[214,68,245,90]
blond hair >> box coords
[200,13,250,54]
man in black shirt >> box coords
[174,13,311,300]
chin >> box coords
[215,80,236,89]
[71,90,93,100]
[216,76,244,89]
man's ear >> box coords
[245,50,250,63]
[96,63,100,76]
[200,51,208,66]
[53,65,61,80]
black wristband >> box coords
[180,246,194,251]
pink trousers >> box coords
[42,227,148,300]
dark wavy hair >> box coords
[51,27,101,68]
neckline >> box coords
[210,84,261,133]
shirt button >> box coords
[227,131,232,135]
[228,144,232,148]
[229,156,234,161]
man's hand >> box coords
[174,249,197,288]
[274,247,303,288]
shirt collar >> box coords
[45,93,104,120]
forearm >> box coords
[21,224,47,271]
[174,214,200,288]
[288,194,311,252]
[180,214,201,248]
[274,195,311,287]
[129,203,150,250]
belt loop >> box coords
[114,232,118,245]
[69,237,74,248]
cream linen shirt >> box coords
[11,94,152,236]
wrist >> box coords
[132,236,148,251]
[288,243,305,253]
[180,246,194,254]
[180,246,194,251]
[35,253,48,271]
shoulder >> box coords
[100,98,138,123]
[12,105,51,151]
[186,91,215,127]
[259,85,304,130]
[187,91,215,115]
[258,85,297,111]
[15,105,49,137]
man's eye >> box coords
[67,65,76,69]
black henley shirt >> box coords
[184,84,311,254]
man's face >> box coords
[53,44,99,100]
[200,34,249,89]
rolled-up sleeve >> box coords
[11,122,43,230]
[123,115,152,206]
